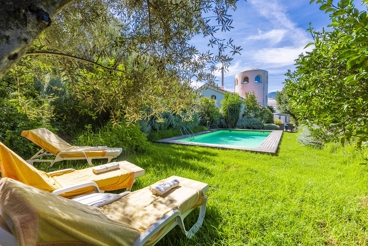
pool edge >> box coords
[156,129,283,155]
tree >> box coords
[197,97,221,128]
[283,0,368,144]
[242,92,273,123]
[0,0,243,80]
[242,92,260,118]
[275,83,298,125]
[221,92,242,128]
[0,0,244,124]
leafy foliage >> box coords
[0,0,246,132]
[146,111,199,131]
[73,122,149,155]
[242,92,273,123]
[275,88,298,126]
[242,92,260,118]
[236,117,264,129]
[0,69,54,157]
[0,99,48,157]
[147,126,207,141]
[259,106,274,124]
[296,126,323,148]
[221,92,242,128]
[280,0,368,145]
[266,105,275,113]
[210,115,228,129]
[263,124,280,130]
[197,97,221,128]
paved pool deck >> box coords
[156,129,283,155]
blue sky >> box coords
[191,0,366,93]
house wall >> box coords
[200,87,245,119]
[235,69,268,106]
[200,89,225,107]
[273,113,290,124]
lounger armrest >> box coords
[134,210,182,246]
[134,198,207,246]
[47,168,75,177]
[52,181,101,196]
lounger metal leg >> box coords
[176,198,207,238]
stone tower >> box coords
[234,68,268,106]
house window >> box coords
[255,75,262,83]
[242,77,249,84]
[211,95,216,100]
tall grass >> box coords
[122,133,368,245]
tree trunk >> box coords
[0,0,74,79]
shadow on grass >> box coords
[155,204,223,246]
[126,143,218,178]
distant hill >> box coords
[268,91,278,99]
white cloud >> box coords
[190,80,206,89]
[248,0,295,30]
[248,0,310,46]
[252,44,312,67]
[246,29,287,45]
[212,60,244,78]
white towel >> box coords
[150,178,180,196]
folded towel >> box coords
[150,178,180,196]
[92,162,120,174]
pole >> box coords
[221,64,224,88]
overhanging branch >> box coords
[25,51,124,73]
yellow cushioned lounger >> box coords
[21,128,123,167]
[0,176,208,246]
[0,142,144,197]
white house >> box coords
[199,68,293,126]
[199,83,246,118]
[200,67,268,107]
[199,83,231,107]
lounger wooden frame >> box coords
[21,128,122,167]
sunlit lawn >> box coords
[123,132,368,245]
[41,132,368,245]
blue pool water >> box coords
[178,130,270,148]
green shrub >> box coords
[197,97,221,128]
[0,100,50,158]
[237,117,264,129]
[147,126,207,141]
[221,93,242,128]
[274,119,283,124]
[263,124,280,130]
[73,122,149,155]
[145,111,200,133]
[138,120,152,136]
[260,106,274,123]
[297,126,323,148]
[210,115,227,129]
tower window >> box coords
[255,75,262,83]
[242,77,249,84]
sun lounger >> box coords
[21,128,122,167]
[0,176,208,246]
[0,142,144,197]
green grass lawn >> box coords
[120,132,368,245]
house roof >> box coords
[199,83,241,97]
[239,67,267,72]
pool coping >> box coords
[156,129,283,155]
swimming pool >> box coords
[179,130,270,147]
[157,129,283,154]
